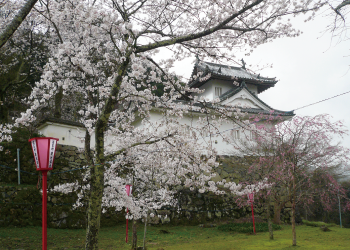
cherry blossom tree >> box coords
[231,114,350,246]
[0,0,39,48]
[7,0,333,249]
[0,17,50,123]
[0,124,12,151]
[326,0,350,39]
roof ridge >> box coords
[198,60,276,81]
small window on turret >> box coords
[215,87,222,97]
[232,130,240,139]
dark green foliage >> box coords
[217,222,282,233]
[0,30,48,123]
[0,186,42,227]
[302,220,336,227]
[0,127,40,185]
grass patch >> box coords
[0,224,349,249]
[218,222,281,233]
[302,220,337,227]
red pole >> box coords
[126,208,129,243]
[42,171,48,250]
[251,202,256,234]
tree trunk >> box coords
[273,202,282,225]
[267,201,274,240]
[132,220,138,250]
[292,176,297,246]
[143,213,148,250]
[291,200,296,246]
[84,54,130,249]
[54,87,63,118]
[85,124,105,250]
[84,163,104,250]
[84,130,93,165]
[304,206,307,221]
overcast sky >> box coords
[173,9,350,149]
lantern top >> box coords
[29,137,59,171]
[28,137,60,142]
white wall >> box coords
[38,122,94,148]
[197,81,213,100]
[196,80,258,102]
[146,110,244,155]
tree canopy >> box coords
[2,1,346,249]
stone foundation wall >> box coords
[1,145,292,228]
[0,185,126,228]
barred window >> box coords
[215,87,222,97]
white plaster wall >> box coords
[196,81,213,100]
[195,80,258,101]
[196,79,238,101]
[144,110,242,155]
[210,79,235,97]
[143,109,286,156]
[226,98,261,109]
[221,88,268,109]
[37,111,283,156]
[38,123,95,148]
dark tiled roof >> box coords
[219,87,241,101]
[189,60,277,93]
[172,99,294,117]
[240,108,294,116]
[38,117,85,128]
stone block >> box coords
[223,165,234,174]
[211,173,222,182]
[220,170,229,178]
[67,151,76,156]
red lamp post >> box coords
[29,137,59,250]
[248,193,256,234]
[125,184,132,243]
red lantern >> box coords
[29,137,58,250]
[29,137,58,171]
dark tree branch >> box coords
[135,0,265,53]
[0,0,38,48]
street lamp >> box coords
[248,193,256,234]
[29,137,59,250]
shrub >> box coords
[217,222,281,233]
[302,220,336,228]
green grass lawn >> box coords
[0,224,349,249]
